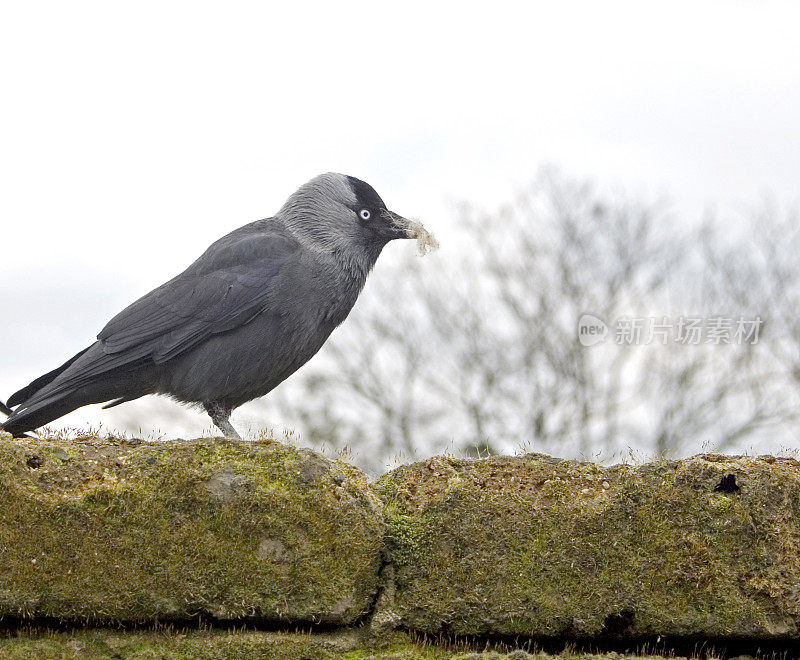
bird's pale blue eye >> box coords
[359,209,371,220]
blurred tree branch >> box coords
[258,172,800,472]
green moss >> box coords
[0,436,383,624]
[376,454,800,637]
[0,628,707,659]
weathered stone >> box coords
[201,462,252,502]
[376,453,800,638]
[296,448,333,486]
[0,435,383,624]
[53,447,71,462]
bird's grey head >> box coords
[278,173,415,272]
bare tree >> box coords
[679,204,800,452]
[250,173,800,472]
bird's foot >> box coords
[203,402,242,440]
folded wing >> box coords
[12,225,300,410]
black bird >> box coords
[1,173,431,439]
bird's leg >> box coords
[203,401,241,440]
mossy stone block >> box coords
[0,436,383,623]
[376,453,800,637]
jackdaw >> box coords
[1,173,435,439]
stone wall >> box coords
[1,434,799,658]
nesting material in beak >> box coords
[384,211,440,255]
[405,218,439,255]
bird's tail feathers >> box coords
[1,392,84,437]
[7,346,92,409]
[2,381,122,437]
[1,399,31,437]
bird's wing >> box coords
[97,228,300,365]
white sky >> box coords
[1,1,799,437]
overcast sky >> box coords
[1,1,799,437]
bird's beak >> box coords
[381,210,417,239]
[381,209,440,254]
